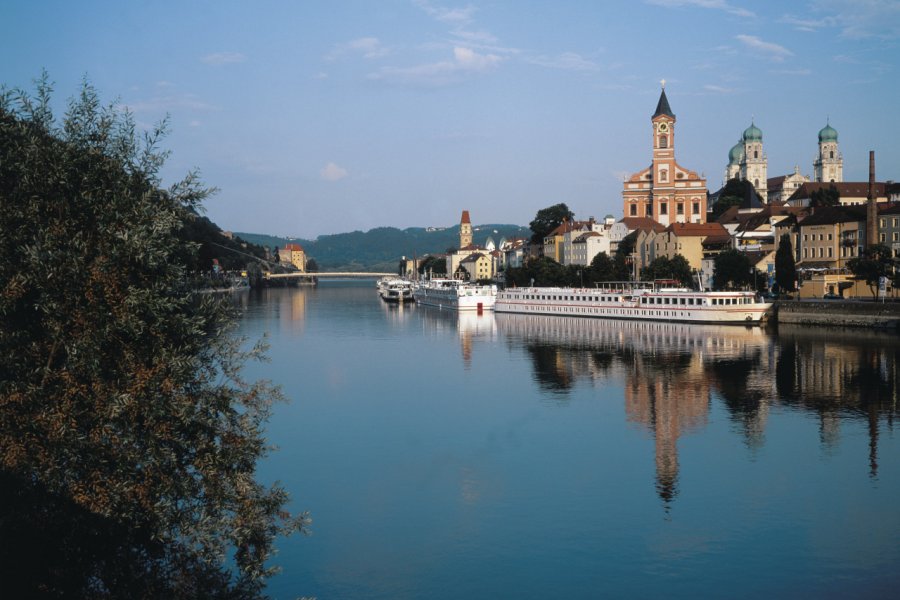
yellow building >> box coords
[281,243,306,271]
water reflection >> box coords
[417,308,498,368]
[495,314,900,506]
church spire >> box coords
[652,81,675,119]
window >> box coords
[754,150,758,159]
[660,169,668,182]
[830,150,834,159]
[828,233,833,241]
[660,135,668,148]
[693,202,700,214]
[880,219,886,228]
[630,204,637,216]
[677,203,684,215]
[894,232,899,242]
[880,233,886,242]
[660,203,668,215]
[828,247,833,258]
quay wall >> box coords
[774,300,900,330]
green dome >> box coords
[728,141,744,165]
[818,123,838,142]
[742,121,762,142]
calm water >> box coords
[234,281,900,599]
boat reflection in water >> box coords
[495,313,899,507]
[418,306,497,368]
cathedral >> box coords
[622,84,708,225]
[724,119,844,203]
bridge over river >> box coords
[263,271,395,280]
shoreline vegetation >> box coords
[0,76,308,598]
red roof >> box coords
[665,222,729,237]
[461,210,471,224]
[283,243,305,252]
[619,217,667,233]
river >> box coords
[234,281,900,599]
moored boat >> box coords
[413,278,497,311]
[494,282,771,324]
[378,277,415,303]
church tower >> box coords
[814,121,843,183]
[622,82,707,225]
[459,210,473,248]
[740,121,768,202]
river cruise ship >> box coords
[377,277,415,303]
[413,278,498,311]
[494,282,771,324]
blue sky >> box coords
[3,0,899,238]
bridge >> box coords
[263,271,395,279]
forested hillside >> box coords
[236,224,530,271]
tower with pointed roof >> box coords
[813,120,843,183]
[459,210,473,248]
[622,83,708,226]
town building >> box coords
[813,121,843,183]
[785,181,888,207]
[280,243,306,271]
[725,121,768,201]
[622,84,708,226]
[767,167,810,203]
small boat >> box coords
[378,277,415,303]
[413,278,497,311]
[494,281,771,324]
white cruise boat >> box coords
[494,282,771,325]
[377,277,415,303]
[413,278,498,311]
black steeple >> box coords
[652,85,675,119]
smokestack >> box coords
[867,150,878,248]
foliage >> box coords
[775,234,797,292]
[177,212,268,272]
[613,232,638,280]
[418,254,447,276]
[847,244,896,298]
[713,249,756,290]
[528,203,574,244]
[809,184,840,208]
[505,257,573,287]
[711,178,755,220]
[586,252,617,284]
[0,75,306,597]
[640,254,693,286]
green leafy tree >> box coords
[586,252,616,284]
[614,233,638,280]
[809,184,840,208]
[640,254,693,286]
[713,249,755,290]
[711,178,755,220]
[306,257,319,272]
[775,233,797,292]
[418,254,447,276]
[0,76,306,598]
[529,203,574,244]
[847,244,895,299]
[505,256,569,287]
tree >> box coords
[0,76,306,597]
[614,232,638,280]
[775,233,797,292]
[418,254,447,276]
[809,184,840,208]
[711,178,755,220]
[586,252,616,284]
[640,254,693,286]
[306,257,319,272]
[713,249,755,290]
[847,244,895,299]
[529,203,574,244]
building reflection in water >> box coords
[495,313,899,507]
[418,308,498,369]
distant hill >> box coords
[235,224,530,272]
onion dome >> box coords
[818,122,838,142]
[728,140,744,165]
[742,121,762,142]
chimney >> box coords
[867,151,878,248]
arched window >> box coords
[830,150,834,159]
[659,135,668,148]
[754,150,758,159]
[755,178,759,188]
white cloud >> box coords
[367,46,502,86]
[703,84,736,93]
[527,52,601,71]
[783,1,900,39]
[201,52,247,65]
[414,0,476,24]
[328,37,389,60]
[646,0,754,18]
[735,34,793,61]
[321,162,349,182]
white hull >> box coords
[495,286,771,325]
[377,278,415,303]
[414,279,497,311]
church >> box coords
[622,83,708,225]
[724,119,844,203]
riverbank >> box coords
[774,299,900,330]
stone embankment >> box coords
[773,300,900,330]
